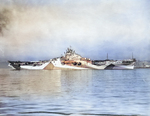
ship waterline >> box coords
[8,47,136,70]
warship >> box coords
[8,47,136,70]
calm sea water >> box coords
[0,62,150,116]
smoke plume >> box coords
[0,0,150,61]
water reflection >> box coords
[0,69,61,98]
[61,70,93,94]
[0,68,150,115]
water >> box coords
[0,62,150,115]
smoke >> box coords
[0,8,11,35]
[0,0,150,61]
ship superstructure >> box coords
[44,47,108,70]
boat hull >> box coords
[105,63,135,70]
[50,58,106,70]
[8,60,135,70]
[8,61,50,70]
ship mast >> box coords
[107,53,108,60]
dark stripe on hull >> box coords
[8,61,21,70]
[105,64,115,70]
[11,64,21,70]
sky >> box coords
[0,0,150,61]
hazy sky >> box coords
[0,0,150,61]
